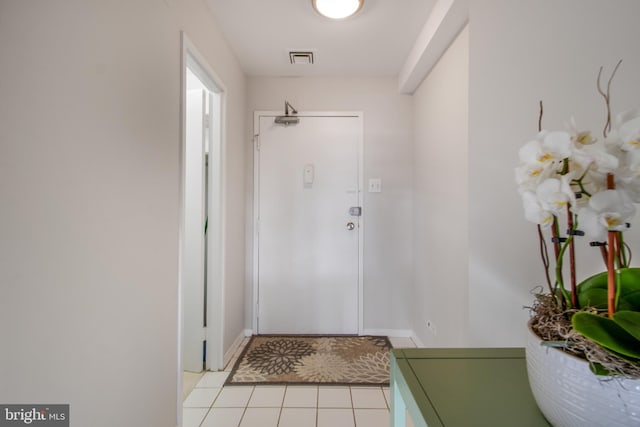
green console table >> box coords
[390,348,551,427]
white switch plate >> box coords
[368,178,382,193]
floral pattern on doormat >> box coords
[225,335,392,386]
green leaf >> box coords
[589,362,613,376]
[619,298,640,311]
[577,288,639,311]
[621,290,640,311]
[572,312,640,359]
[618,268,640,290]
[578,267,640,291]
[577,288,608,309]
[577,268,640,310]
[613,311,640,341]
[577,271,609,292]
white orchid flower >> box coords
[519,131,572,167]
[577,189,636,242]
[570,140,619,174]
[608,110,640,151]
[612,149,640,201]
[578,206,608,242]
[568,117,597,146]
[521,191,555,228]
[536,177,576,216]
[515,162,554,193]
[517,132,572,194]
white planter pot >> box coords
[526,325,640,427]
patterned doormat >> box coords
[225,335,392,386]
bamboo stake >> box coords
[606,173,616,317]
[608,231,616,317]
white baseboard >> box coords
[361,329,414,338]
[410,332,425,348]
[223,330,253,368]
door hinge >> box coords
[204,114,211,129]
[254,134,260,151]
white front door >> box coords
[255,113,362,334]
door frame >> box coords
[252,111,364,335]
[178,32,226,419]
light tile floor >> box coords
[183,336,417,427]
[183,371,205,401]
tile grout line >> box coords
[275,385,286,427]
[276,404,283,427]
[383,386,390,410]
[316,385,320,427]
[197,406,211,427]
[236,386,256,427]
[192,384,223,427]
[349,386,357,427]
[237,406,248,427]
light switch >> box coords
[368,178,382,193]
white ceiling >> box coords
[205,0,437,77]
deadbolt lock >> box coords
[349,206,362,216]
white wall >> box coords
[467,0,640,345]
[0,1,245,426]
[412,26,469,347]
[246,77,414,333]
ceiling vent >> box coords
[289,51,314,65]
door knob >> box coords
[346,222,355,230]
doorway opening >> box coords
[178,33,226,410]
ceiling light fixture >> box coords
[312,0,364,20]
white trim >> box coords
[177,32,187,427]
[223,330,252,368]
[362,329,415,338]
[356,113,364,336]
[178,31,228,426]
[182,33,228,372]
[251,126,260,334]
[410,333,425,348]
[398,0,469,94]
[252,111,364,335]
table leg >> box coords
[391,375,407,427]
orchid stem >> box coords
[567,209,578,309]
[554,233,574,309]
[537,224,553,295]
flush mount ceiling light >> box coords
[312,0,364,20]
